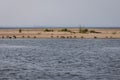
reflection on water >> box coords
[0,39,120,80]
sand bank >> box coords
[0,28,120,39]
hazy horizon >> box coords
[0,0,120,27]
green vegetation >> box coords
[79,28,100,34]
[90,30,96,33]
[60,36,65,38]
[13,35,16,38]
[51,36,53,38]
[79,28,88,33]
[2,36,4,38]
[106,36,108,38]
[81,36,84,38]
[19,29,22,33]
[112,32,116,35]
[94,36,97,39]
[90,30,101,33]
[74,36,76,38]
[61,28,69,32]
[60,28,73,33]
[44,28,53,32]
[34,36,36,38]
[27,36,30,38]
[22,36,24,38]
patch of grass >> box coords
[57,36,59,38]
[79,28,88,33]
[90,30,96,33]
[69,36,72,38]
[112,32,116,35]
[81,36,84,38]
[51,36,53,38]
[19,29,22,33]
[60,36,65,38]
[44,28,54,32]
[61,28,68,32]
[13,35,16,39]
[106,36,108,38]
[90,30,101,33]
[94,36,97,39]
[2,36,4,38]
[74,36,77,38]
[34,36,36,38]
[22,36,24,38]
[27,36,30,38]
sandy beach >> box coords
[0,28,120,39]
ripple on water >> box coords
[0,44,40,49]
[0,39,120,80]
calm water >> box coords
[0,39,120,80]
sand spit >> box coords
[0,28,120,39]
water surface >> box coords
[0,39,120,80]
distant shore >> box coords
[0,28,120,39]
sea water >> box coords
[0,39,120,80]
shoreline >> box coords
[0,28,120,39]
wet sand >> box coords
[0,28,120,39]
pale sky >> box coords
[0,0,120,27]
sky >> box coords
[0,0,120,27]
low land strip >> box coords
[0,28,120,39]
